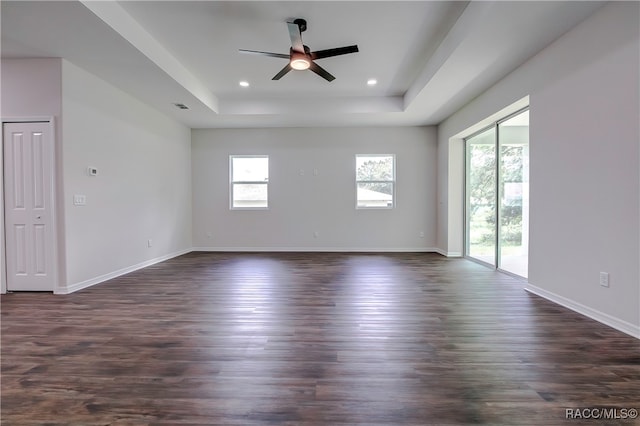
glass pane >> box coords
[232,157,268,182]
[232,183,268,208]
[498,110,529,277]
[466,127,496,266]
[356,155,393,181]
[357,182,393,208]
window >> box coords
[230,155,269,209]
[356,154,395,208]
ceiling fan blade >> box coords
[311,45,359,60]
[272,63,293,80]
[287,21,305,53]
[309,61,335,82]
[239,49,290,59]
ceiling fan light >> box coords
[290,55,310,70]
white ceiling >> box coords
[1,1,604,129]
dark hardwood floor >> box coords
[2,252,639,425]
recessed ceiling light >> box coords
[239,81,250,87]
[367,79,377,86]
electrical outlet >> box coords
[419,231,425,238]
[313,231,319,238]
[147,239,153,248]
[599,272,609,287]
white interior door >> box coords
[3,122,56,291]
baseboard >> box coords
[434,248,463,257]
[192,246,439,253]
[525,284,640,339]
[61,248,192,294]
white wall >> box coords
[61,61,192,291]
[1,58,62,117]
[1,58,65,293]
[192,127,436,251]
[437,2,639,336]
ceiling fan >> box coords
[239,18,359,82]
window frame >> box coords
[355,154,396,209]
[229,154,269,210]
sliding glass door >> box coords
[465,109,529,278]
[497,111,529,277]
[465,127,497,266]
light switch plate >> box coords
[599,272,609,287]
[73,194,87,206]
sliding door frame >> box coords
[464,106,529,277]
